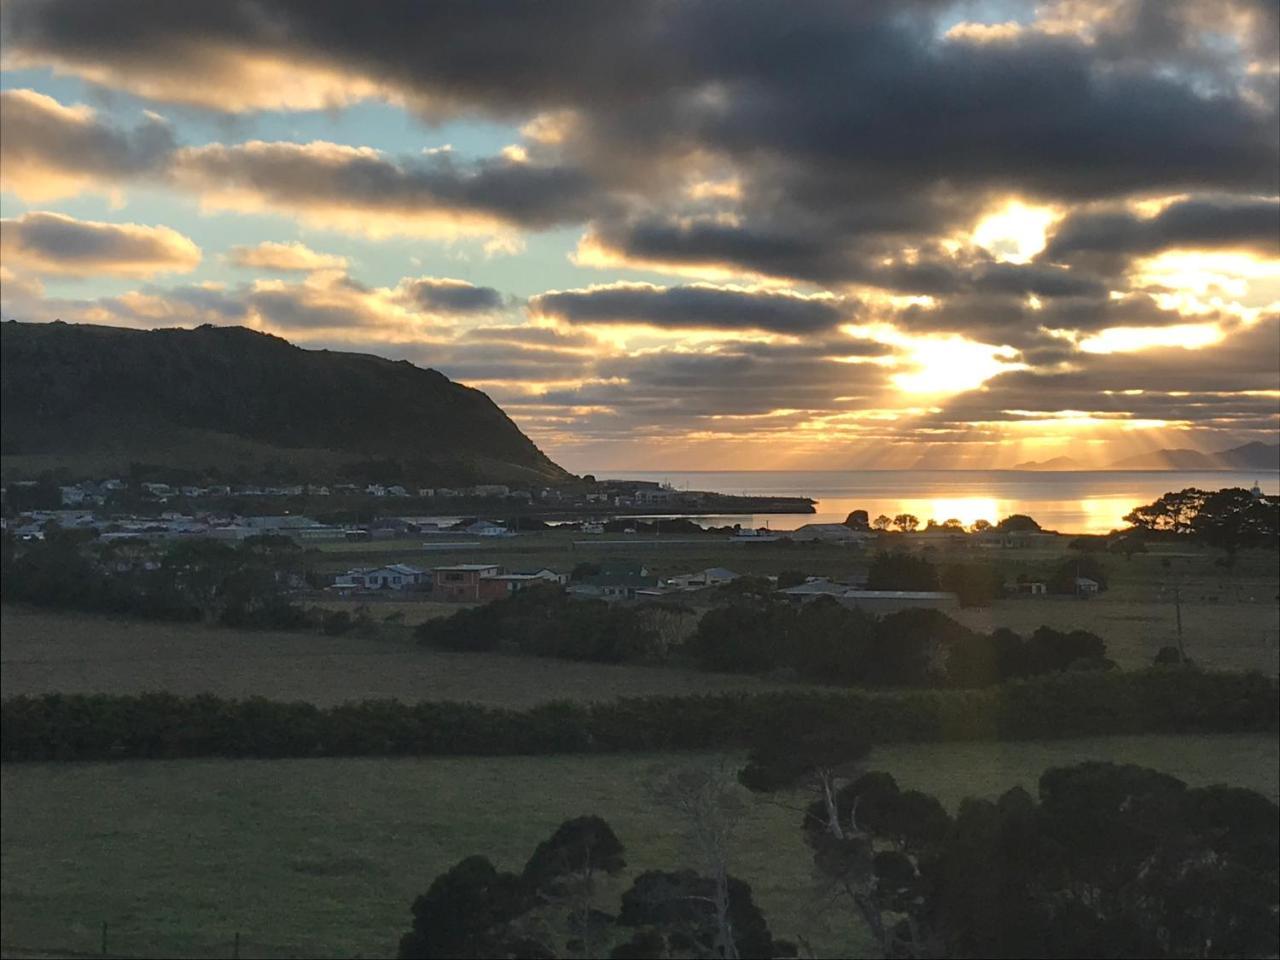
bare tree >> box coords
[648,760,747,959]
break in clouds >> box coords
[1,0,1277,467]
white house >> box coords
[335,564,428,591]
[466,520,512,537]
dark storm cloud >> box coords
[404,278,504,314]
[530,283,854,333]
[6,2,1275,199]
[170,142,605,231]
[1044,197,1280,261]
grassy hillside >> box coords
[3,736,1274,958]
[0,320,569,484]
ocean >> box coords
[595,470,1280,535]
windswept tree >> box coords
[739,727,871,840]
[802,771,951,958]
[613,870,789,960]
[524,816,627,957]
[397,855,535,959]
[794,761,1280,959]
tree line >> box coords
[417,585,1112,688]
[4,669,1275,762]
[1,528,314,628]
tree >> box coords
[1192,487,1280,560]
[892,513,919,532]
[398,855,534,959]
[524,816,627,957]
[871,515,893,531]
[938,562,1002,607]
[1124,488,1208,534]
[970,518,992,533]
[648,762,751,959]
[996,514,1041,532]
[740,727,870,840]
[844,509,870,530]
[866,551,938,591]
[802,762,1280,959]
[801,771,950,958]
[614,870,789,960]
[686,598,792,673]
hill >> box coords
[0,321,571,484]
[1108,441,1280,472]
[1012,456,1084,470]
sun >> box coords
[972,200,1059,264]
[891,337,1022,395]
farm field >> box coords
[3,734,1275,959]
[0,607,793,707]
[953,596,1280,674]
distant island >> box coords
[1013,441,1279,472]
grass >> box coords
[0,606,794,707]
[3,734,1275,959]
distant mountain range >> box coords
[1013,442,1280,472]
[0,321,571,484]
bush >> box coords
[4,671,1273,762]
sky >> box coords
[1,0,1278,473]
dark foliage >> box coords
[802,762,1279,959]
[4,670,1275,762]
[866,550,940,592]
[615,870,789,960]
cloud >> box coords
[403,278,504,314]
[0,211,200,277]
[0,88,173,200]
[1044,196,1280,262]
[227,241,349,272]
[169,139,602,237]
[530,282,855,333]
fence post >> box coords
[101,920,108,955]
[234,930,240,959]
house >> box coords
[838,590,959,615]
[568,573,659,601]
[581,522,605,534]
[1075,577,1101,597]
[476,568,567,600]
[1014,580,1049,596]
[471,484,510,497]
[465,520,512,537]
[780,578,851,603]
[667,567,740,589]
[336,564,428,591]
[432,563,501,601]
[729,528,781,543]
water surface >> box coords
[597,470,1280,534]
